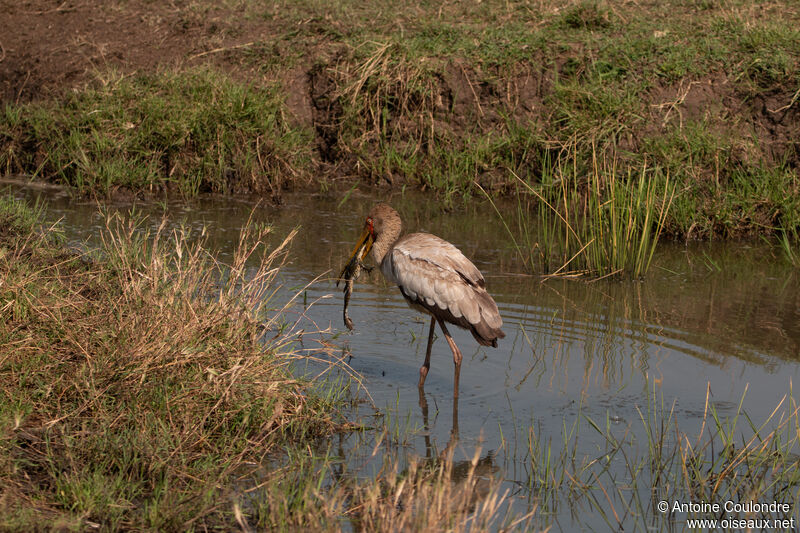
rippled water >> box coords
[6,182,800,530]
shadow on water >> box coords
[6,183,800,530]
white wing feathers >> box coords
[381,233,500,329]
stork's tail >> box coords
[470,322,505,347]
[469,290,505,348]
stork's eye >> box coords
[366,217,374,234]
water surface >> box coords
[7,183,800,530]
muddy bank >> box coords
[1,0,798,237]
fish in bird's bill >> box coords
[337,236,373,331]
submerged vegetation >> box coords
[525,383,800,530]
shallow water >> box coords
[6,183,800,530]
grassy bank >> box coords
[1,70,314,200]
[284,0,800,240]
[1,0,798,241]
[0,195,337,528]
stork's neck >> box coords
[371,222,402,265]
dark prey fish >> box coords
[336,240,373,330]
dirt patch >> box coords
[644,75,800,173]
[647,76,736,126]
[308,59,344,164]
[282,66,314,126]
[2,1,186,102]
[750,87,800,167]
[0,1,286,103]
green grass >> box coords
[779,226,800,267]
[482,153,674,279]
[0,194,48,236]
[1,68,314,197]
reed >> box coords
[779,226,799,267]
[482,151,674,279]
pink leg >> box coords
[436,319,463,399]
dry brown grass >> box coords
[0,197,342,528]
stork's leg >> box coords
[451,389,460,440]
[418,316,436,389]
[436,319,463,399]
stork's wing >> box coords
[383,233,501,330]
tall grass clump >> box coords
[779,226,800,267]
[0,68,314,198]
[0,196,344,529]
[483,152,674,279]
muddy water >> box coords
[6,183,800,529]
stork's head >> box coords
[365,203,401,241]
[343,203,402,269]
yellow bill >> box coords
[337,226,374,283]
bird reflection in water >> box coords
[417,387,500,514]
